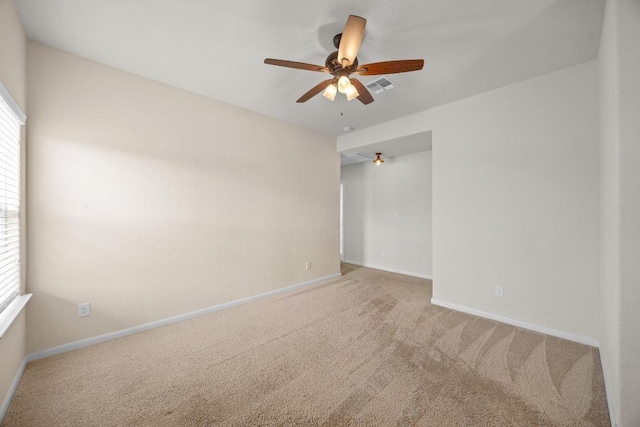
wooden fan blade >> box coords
[264,58,330,73]
[337,15,366,68]
[356,59,424,76]
[297,79,333,103]
[350,78,374,105]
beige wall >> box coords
[0,0,27,414]
[599,0,640,425]
[0,0,27,416]
[0,0,26,107]
[26,42,340,353]
[341,151,432,278]
[338,61,601,342]
[0,312,26,414]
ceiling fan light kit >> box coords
[264,15,424,105]
[373,153,384,165]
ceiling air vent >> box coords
[366,76,398,94]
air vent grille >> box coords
[366,76,398,94]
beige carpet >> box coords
[3,264,609,426]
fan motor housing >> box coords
[325,51,359,74]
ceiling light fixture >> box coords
[323,78,359,102]
[373,153,384,165]
[328,70,359,102]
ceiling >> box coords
[15,0,605,137]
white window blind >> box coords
[0,84,23,315]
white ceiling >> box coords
[15,0,605,137]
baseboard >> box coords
[430,298,600,348]
[342,260,432,280]
[26,272,342,363]
[0,358,26,424]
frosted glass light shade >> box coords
[345,84,359,101]
[323,84,337,101]
[337,76,350,94]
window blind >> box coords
[0,86,23,315]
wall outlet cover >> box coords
[78,302,91,317]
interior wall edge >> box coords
[598,349,619,426]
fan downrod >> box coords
[333,33,342,49]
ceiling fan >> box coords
[264,15,424,105]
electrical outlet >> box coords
[78,302,91,317]
[305,261,311,270]
[494,286,504,298]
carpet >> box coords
[2,264,610,426]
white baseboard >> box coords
[342,260,432,280]
[26,272,342,363]
[430,298,600,348]
[0,358,26,425]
